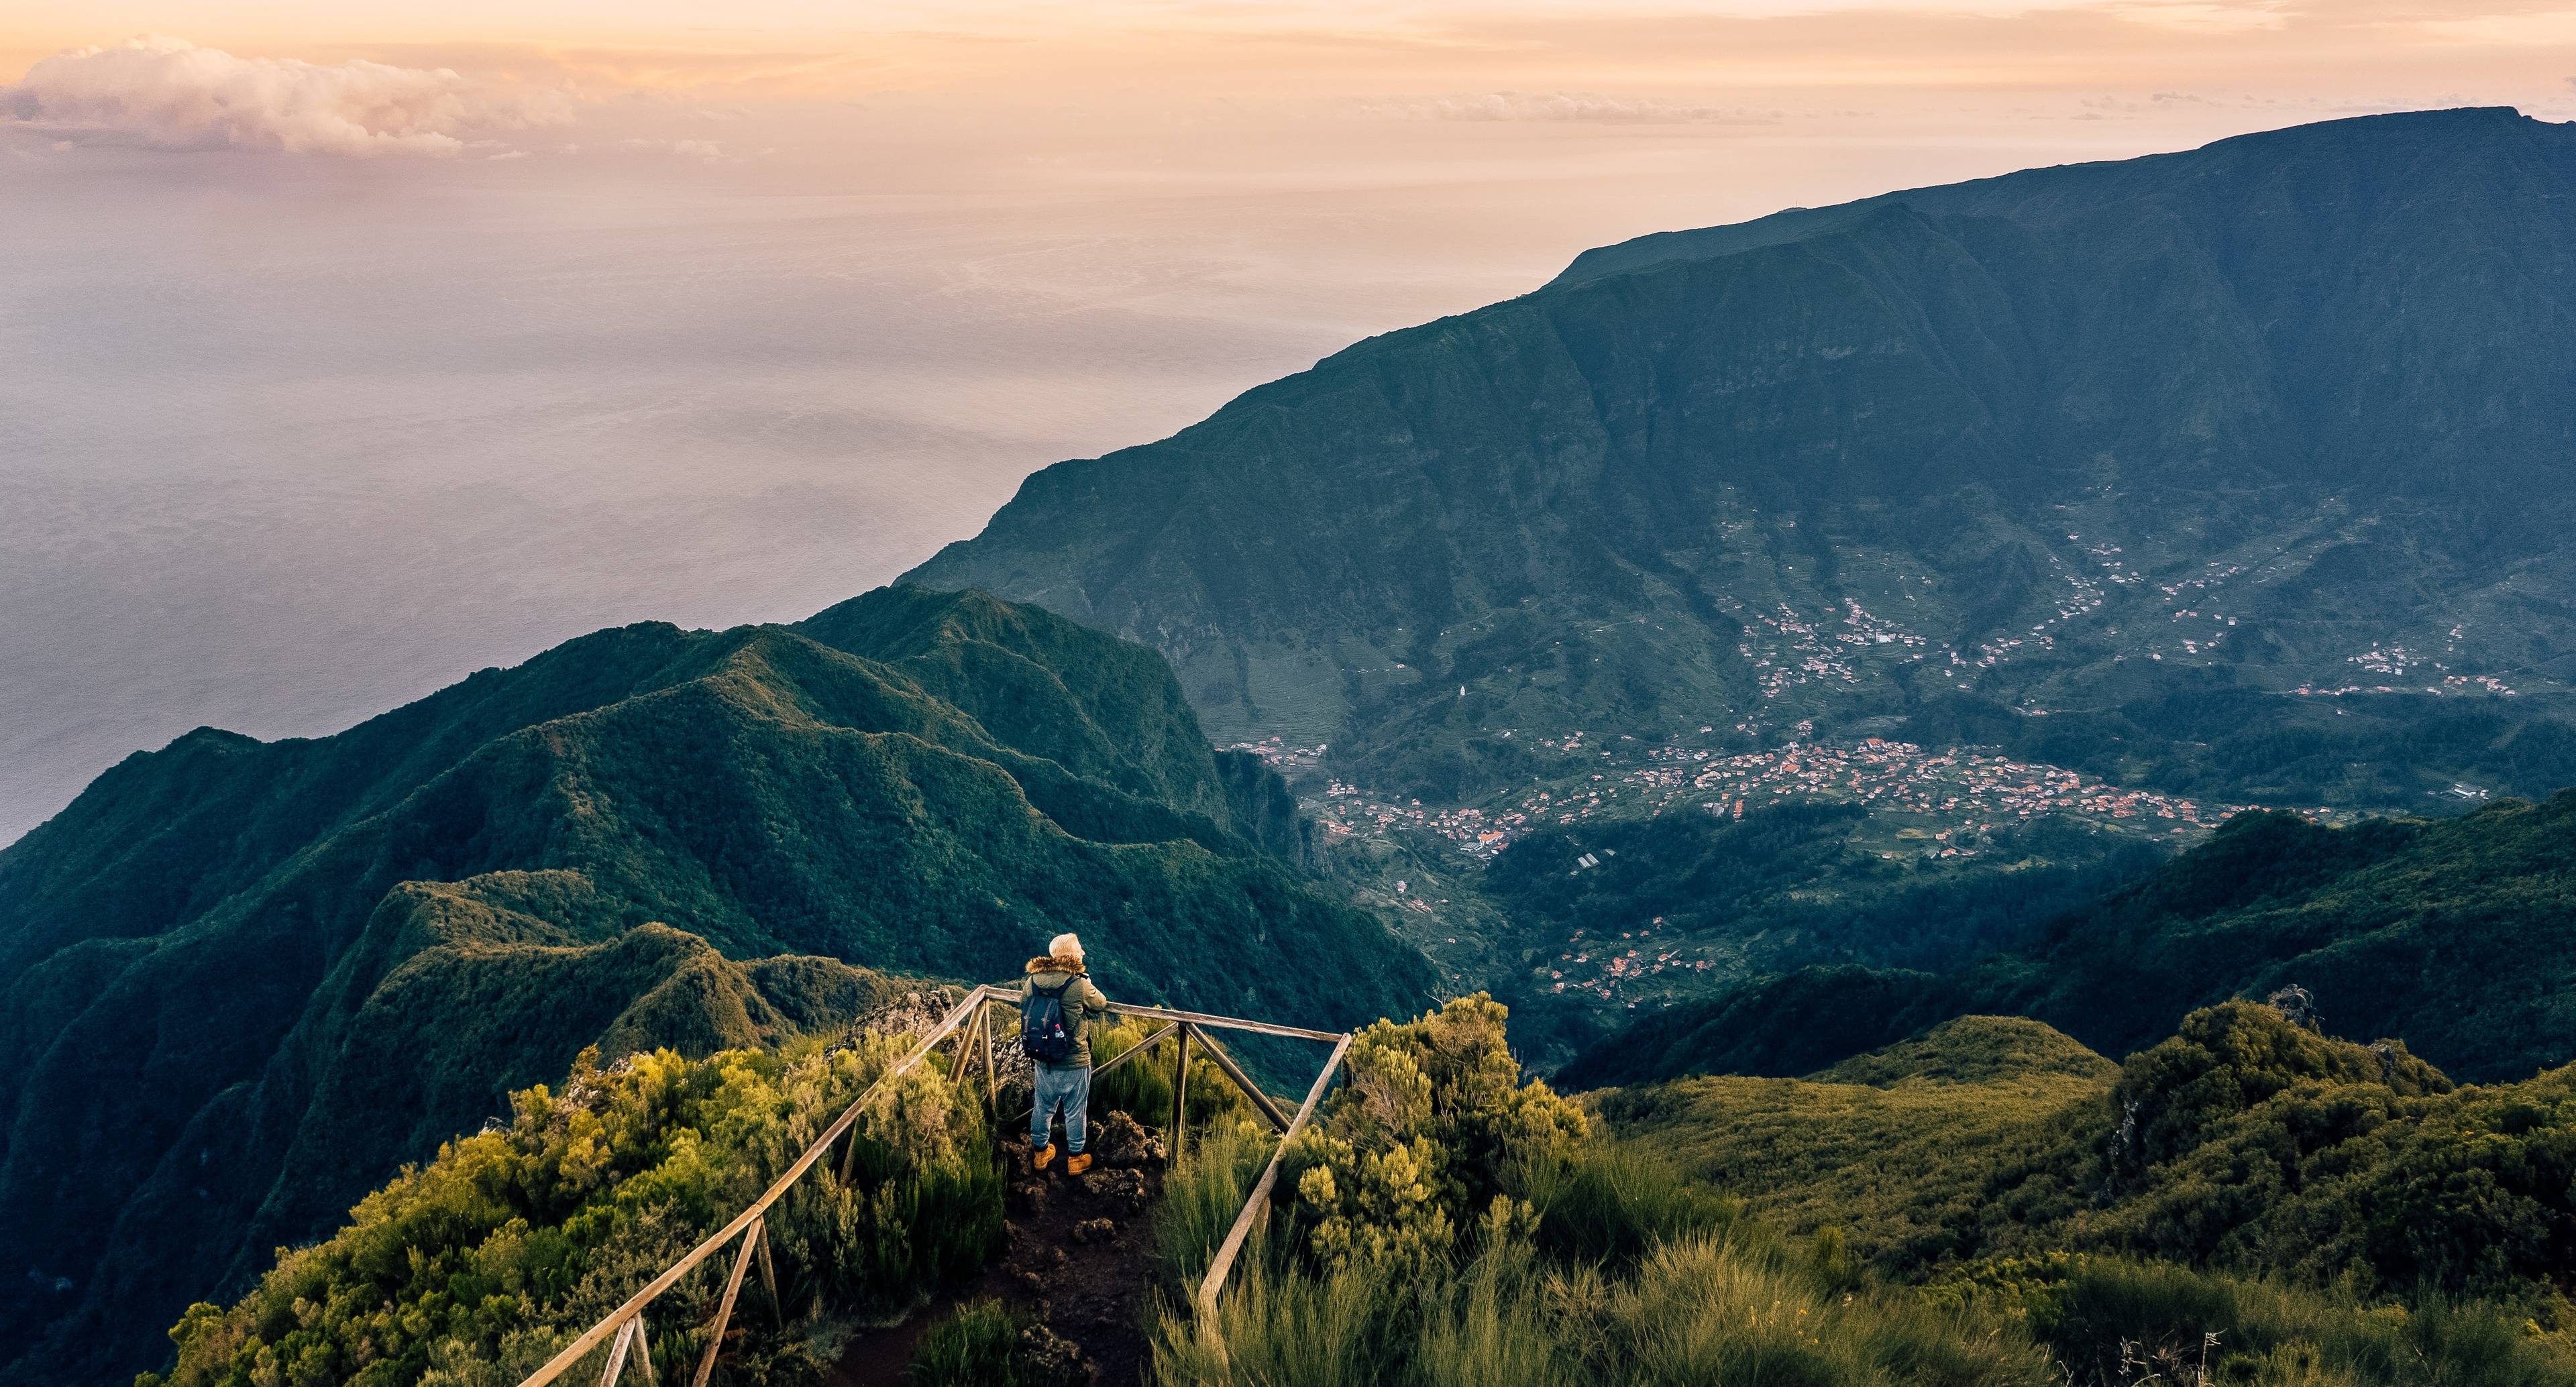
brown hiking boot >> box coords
[1065,1152,1093,1176]
[1031,1143,1057,1173]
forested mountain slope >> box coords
[1562,792,2576,1089]
[909,108,2576,808]
[0,586,1432,1387]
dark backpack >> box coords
[1021,977,1078,1064]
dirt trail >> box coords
[828,1115,1171,1386]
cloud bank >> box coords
[1,36,572,156]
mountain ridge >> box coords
[1551,105,2541,285]
[907,106,2576,811]
[0,586,1432,1387]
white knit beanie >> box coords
[1049,932,1084,963]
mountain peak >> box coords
[1553,105,2559,286]
[908,105,2576,810]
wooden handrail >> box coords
[967,987,1342,1044]
[1101,1001,1344,1044]
[595,1313,651,1386]
[517,981,1355,1387]
[1095,1022,1179,1078]
[689,1218,763,1387]
[1184,1025,1292,1133]
[515,985,992,1387]
[1195,1032,1351,1322]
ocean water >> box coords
[0,152,1575,840]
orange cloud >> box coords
[3,34,570,154]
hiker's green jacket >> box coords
[1020,958,1110,1067]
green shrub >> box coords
[2083,1015,2575,1302]
[2108,1001,2450,1176]
[1602,1003,2576,1306]
[1152,997,2055,1387]
[1089,1018,1263,1138]
[146,1026,1002,1387]
[1278,995,1587,1274]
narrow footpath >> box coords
[827,1113,1171,1386]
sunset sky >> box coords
[3,0,2572,841]
[7,1,2573,189]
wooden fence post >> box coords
[755,1222,782,1329]
[1187,1025,1291,1133]
[690,1217,763,1387]
[597,1316,638,1387]
[981,999,999,1107]
[1195,1034,1351,1325]
[1171,1025,1193,1166]
[629,1311,656,1384]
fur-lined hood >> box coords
[1025,956,1088,976]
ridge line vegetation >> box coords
[0,586,1430,1387]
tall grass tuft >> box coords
[1149,1204,2053,1387]
[1412,1239,1577,1387]
[1591,1233,2051,1387]
[1155,1118,1274,1286]
[1516,1138,1743,1270]
[910,1300,1025,1387]
[1157,1257,1399,1387]
[2021,1258,2576,1387]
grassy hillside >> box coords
[152,994,2576,1387]
[1159,999,2571,1387]
[910,109,2576,812]
[0,586,1432,1387]
[1590,1017,2116,1266]
[1597,1003,2576,1309]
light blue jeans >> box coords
[1030,1060,1092,1154]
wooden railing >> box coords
[514,983,1351,1387]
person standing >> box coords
[1020,932,1109,1175]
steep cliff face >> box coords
[0,586,1430,1387]
[909,109,2576,805]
